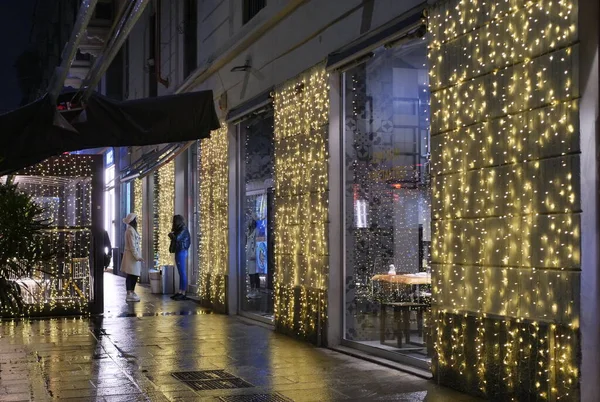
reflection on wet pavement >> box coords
[103,272,211,318]
[0,273,480,401]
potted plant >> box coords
[0,176,53,316]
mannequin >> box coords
[245,217,260,298]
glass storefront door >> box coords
[238,110,275,322]
[342,39,432,369]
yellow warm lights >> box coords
[429,0,579,399]
[2,155,96,316]
[197,125,229,307]
[273,64,330,339]
[156,160,175,267]
[134,178,143,248]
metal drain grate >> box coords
[185,377,254,391]
[219,394,293,402]
[171,370,254,391]
[172,370,236,382]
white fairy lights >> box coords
[134,178,143,250]
[428,0,579,399]
[156,160,175,267]
[197,124,229,307]
[273,65,330,339]
[2,155,96,316]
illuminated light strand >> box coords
[429,0,580,399]
[134,178,143,250]
[429,0,577,91]
[156,160,175,267]
[1,155,95,316]
[273,64,330,339]
[197,124,229,307]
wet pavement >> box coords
[0,273,481,401]
[102,271,206,319]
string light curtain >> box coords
[154,160,175,268]
[197,125,228,310]
[273,64,330,342]
[2,155,97,316]
[428,0,580,399]
[134,178,143,249]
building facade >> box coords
[120,0,599,400]
[17,0,124,105]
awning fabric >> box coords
[0,90,220,175]
[0,95,81,176]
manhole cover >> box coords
[219,394,293,402]
[171,370,253,391]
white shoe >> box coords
[126,293,140,302]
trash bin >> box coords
[149,269,162,294]
[160,265,179,295]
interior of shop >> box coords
[343,39,432,367]
[240,110,275,322]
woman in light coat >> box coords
[121,213,144,302]
[245,217,260,299]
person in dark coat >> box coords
[169,214,191,300]
[103,230,112,270]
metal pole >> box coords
[47,0,99,101]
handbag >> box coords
[168,232,176,253]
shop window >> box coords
[342,41,432,368]
[94,1,114,21]
[239,110,275,321]
[75,49,91,62]
[243,0,266,25]
[123,40,129,99]
[106,47,124,100]
[183,0,197,78]
[148,13,157,98]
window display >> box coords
[240,111,275,321]
[343,39,432,367]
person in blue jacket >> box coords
[168,214,191,300]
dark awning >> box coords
[0,90,220,175]
[0,95,81,176]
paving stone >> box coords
[0,273,481,401]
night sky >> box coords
[0,1,37,113]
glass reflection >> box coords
[343,39,433,367]
[240,111,275,322]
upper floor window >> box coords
[243,0,266,25]
[94,0,114,21]
[183,0,198,78]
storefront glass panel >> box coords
[343,39,432,368]
[239,111,275,322]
